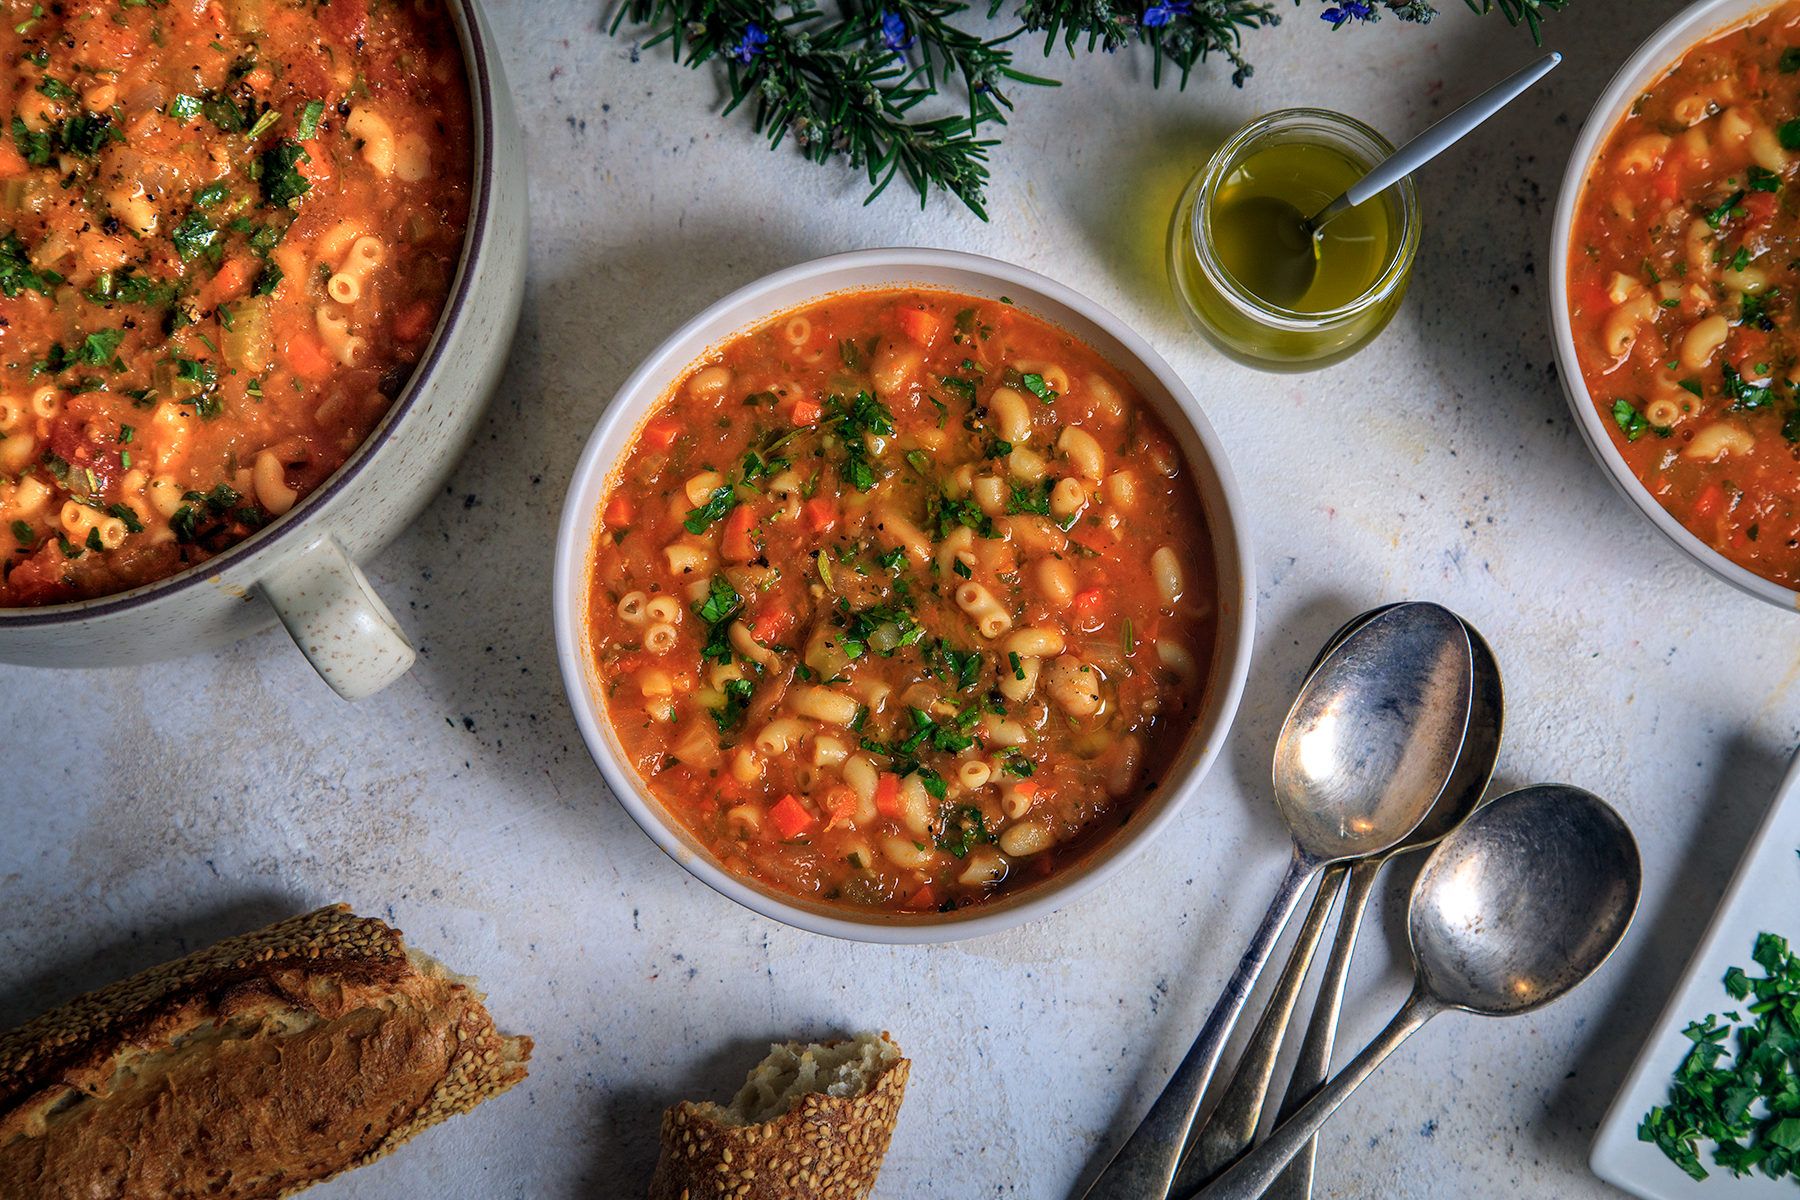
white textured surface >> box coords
[0,0,1788,1196]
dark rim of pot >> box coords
[0,0,498,629]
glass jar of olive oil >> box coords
[1169,108,1420,372]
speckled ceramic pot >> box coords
[1551,0,1794,610]
[0,0,528,699]
[552,249,1256,943]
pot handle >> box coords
[259,534,415,700]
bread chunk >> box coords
[0,904,531,1199]
[650,1031,909,1200]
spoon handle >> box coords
[1082,850,1319,1200]
[1173,863,1348,1191]
[1316,51,1561,225]
[1181,988,1446,1200]
[1260,855,1384,1200]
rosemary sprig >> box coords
[609,0,1571,216]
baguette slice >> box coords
[0,904,531,1199]
[650,1031,909,1200]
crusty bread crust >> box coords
[0,904,530,1199]
[649,1034,909,1200]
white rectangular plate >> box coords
[1592,747,1800,1198]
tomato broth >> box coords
[586,289,1220,916]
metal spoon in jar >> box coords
[1173,613,1503,1192]
[1184,784,1641,1200]
[1246,52,1562,307]
[1081,601,1473,1200]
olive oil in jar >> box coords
[1210,142,1392,313]
[1168,108,1419,373]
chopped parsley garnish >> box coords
[202,91,247,134]
[1007,480,1052,516]
[75,328,126,371]
[684,486,740,535]
[937,641,981,690]
[259,139,313,207]
[167,93,202,124]
[194,181,230,208]
[996,746,1035,777]
[84,526,103,552]
[170,505,198,543]
[1612,398,1649,441]
[825,390,894,492]
[952,557,971,578]
[936,805,990,859]
[939,376,977,403]
[1783,47,1800,72]
[904,449,932,477]
[1020,372,1056,401]
[876,546,907,572]
[1741,288,1780,331]
[0,231,62,298]
[105,503,144,534]
[1008,650,1026,680]
[171,211,218,261]
[1708,189,1749,228]
[1731,246,1752,272]
[295,98,325,140]
[1782,120,1800,151]
[252,261,284,297]
[185,484,241,514]
[10,519,33,546]
[927,493,996,540]
[1678,379,1703,399]
[85,268,175,307]
[1640,932,1800,1181]
[695,573,742,625]
[1724,362,1777,411]
[709,677,755,732]
[1749,165,1783,193]
[56,532,81,559]
[34,76,77,101]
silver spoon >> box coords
[1242,52,1561,307]
[1257,619,1504,1200]
[1082,602,1473,1200]
[1185,784,1642,1200]
[1174,614,1503,1192]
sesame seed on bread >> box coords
[0,904,531,1200]
[650,1031,910,1200]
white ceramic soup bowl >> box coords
[0,0,528,699]
[552,248,1256,943]
[1550,0,1797,610]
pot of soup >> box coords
[1552,0,1800,609]
[0,0,527,697]
[553,249,1256,941]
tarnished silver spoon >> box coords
[1174,613,1502,1192]
[1081,602,1472,1200]
[1185,784,1641,1200]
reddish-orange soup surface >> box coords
[1571,0,1800,589]
[586,289,1219,915]
[0,0,471,606]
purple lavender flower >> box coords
[730,23,769,63]
[1141,0,1189,26]
[1320,0,1374,23]
[880,10,913,50]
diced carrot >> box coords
[1692,484,1726,521]
[904,884,938,911]
[1742,191,1779,227]
[284,333,335,381]
[792,397,823,427]
[1010,780,1040,800]
[721,504,757,562]
[202,256,256,307]
[805,497,836,534]
[392,300,437,343]
[873,772,902,819]
[1073,588,1105,614]
[896,307,942,348]
[643,420,680,451]
[823,787,858,831]
[770,794,814,840]
[749,606,790,644]
[0,139,29,180]
[604,494,634,527]
[1653,170,1680,203]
